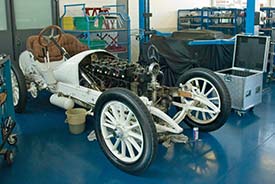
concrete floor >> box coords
[1,83,275,184]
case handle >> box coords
[224,74,232,82]
[245,90,251,97]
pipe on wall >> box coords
[246,0,256,34]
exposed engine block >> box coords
[79,56,153,96]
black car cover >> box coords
[140,30,234,86]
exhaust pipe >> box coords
[50,94,74,110]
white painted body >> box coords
[18,49,106,105]
[18,49,219,135]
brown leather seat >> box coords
[26,33,89,62]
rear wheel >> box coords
[94,88,157,174]
[176,68,231,132]
[11,63,27,113]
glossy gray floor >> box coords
[1,84,275,184]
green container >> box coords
[80,39,106,49]
[74,16,104,30]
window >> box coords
[0,0,7,31]
[14,0,52,30]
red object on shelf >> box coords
[85,7,114,29]
[85,7,110,16]
[106,45,127,53]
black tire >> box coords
[94,88,157,174]
[176,68,231,132]
[11,63,27,113]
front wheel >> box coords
[94,88,157,174]
[176,68,231,132]
[11,63,27,113]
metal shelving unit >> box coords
[207,8,245,35]
[60,3,131,61]
[0,54,17,165]
[177,8,245,35]
[259,7,275,36]
[177,9,205,30]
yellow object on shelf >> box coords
[62,16,75,30]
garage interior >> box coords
[1,0,275,183]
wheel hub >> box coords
[113,127,124,139]
[193,101,204,108]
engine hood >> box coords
[53,49,113,85]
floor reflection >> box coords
[144,132,228,183]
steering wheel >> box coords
[38,25,63,47]
[147,44,160,63]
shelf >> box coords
[259,28,272,31]
[260,7,275,11]
[106,49,128,54]
[64,28,128,33]
[179,16,202,19]
[208,24,235,28]
[209,8,243,11]
[209,16,235,19]
[180,23,201,26]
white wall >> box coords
[150,0,210,30]
[128,0,211,29]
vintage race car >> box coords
[11,25,231,174]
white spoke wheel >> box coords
[185,77,220,124]
[176,68,231,132]
[95,88,157,174]
[101,101,144,163]
[11,70,19,106]
[11,64,27,113]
